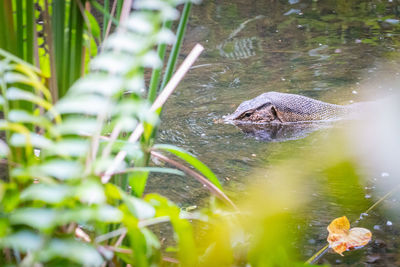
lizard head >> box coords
[225,93,281,123]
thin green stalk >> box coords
[52,0,66,96]
[90,0,119,29]
[160,2,192,90]
[147,20,173,103]
[102,0,109,40]
[26,0,34,64]
[64,0,85,96]
[305,244,328,265]
[0,4,6,50]
[15,0,24,59]
[43,0,59,101]
[71,0,84,84]
[65,0,76,96]
[116,0,123,21]
[0,0,17,54]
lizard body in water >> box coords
[225,91,359,123]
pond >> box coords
[148,0,400,265]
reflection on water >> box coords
[149,0,400,265]
[231,121,333,142]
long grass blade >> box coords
[160,2,192,90]
[0,0,17,54]
[104,0,118,41]
[116,0,124,21]
[26,0,35,64]
[15,0,24,58]
[44,0,59,101]
[151,151,237,210]
[152,144,223,190]
[65,0,77,95]
[72,0,84,84]
[147,20,173,103]
[102,0,109,39]
[90,0,120,30]
[52,0,65,98]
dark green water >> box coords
[149,0,400,265]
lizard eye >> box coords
[244,112,252,117]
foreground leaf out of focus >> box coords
[327,216,372,256]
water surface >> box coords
[149,1,400,265]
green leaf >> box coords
[0,231,44,252]
[85,10,101,38]
[125,13,155,34]
[53,118,98,135]
[134,1,179,20]
[153,144,223,190]
[104,33,149,53]
[31,160,83,180]
[10,132,53,149]
[90,53,134,73]
[4,72,31,84]
[20,184,74,204]
[10,208,57,231]
[6,87,52,109]
[156,28,176,44]
[123,194,156,220]
[96,205,124,222]
[76,180,106,204]
[145,193,197,266]
[8,110,51,126]
[48,139,89,157]
[141,50,162,68]
[128,167,184,176]
[69,74,123,96]
[55,95,113,115]
[129,170,149,197]
[1,184,20,212]
[39,238,104,266]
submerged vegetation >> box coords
[0,0,399,266]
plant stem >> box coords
[43,0,59,102]
[26,0,34,64]
[104,0,118,41]
[102,0,109,40]
[15,0,24,58]
[52,0,65,97]
[147,20,173,103]
[0,0,17,54]
[160,2,192,90]
[305,244,328,265]
[151,151,238,210]
[90,0,120,29]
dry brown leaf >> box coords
[327,216,372,256]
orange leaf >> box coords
[327,216,372,256]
